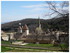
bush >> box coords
[59,44,69,48]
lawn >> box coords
[25,43,53,47]
[1,40,23,44]
[1,46,61,52]
[1,41,11,44]
[25,43,69,49]
[1,41,69,52]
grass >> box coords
[1,40,23,44]
[1,41,69,52]
[59,44,69,48]
[1,46,12,52]
[25,43,53,47]
[24,43,61,49]
[1,46,61,52]
[1,41,11,44]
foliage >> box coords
[59,44,69,48]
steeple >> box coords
[35,17,43,35]
[38,17,41,29]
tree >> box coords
[45,1,69,17]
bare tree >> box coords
[45,1,69,17]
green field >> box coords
[1,46,62,52]
[25,43,53,47]
[1,41,69,52]
[1,41,11,44]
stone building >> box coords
[18,23,29,35]
[1,30,9,41]
[22,24,29,35]
[35,17,43,35]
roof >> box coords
[22,24,29,30]
[18,26,22,29]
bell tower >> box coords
[18,23,22,33]
[35,17,43,35]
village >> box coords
[1,1,69,52]
[1,17,69,52]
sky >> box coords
[1,1,69,23]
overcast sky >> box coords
[1,1,69,23]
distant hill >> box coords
[1,14,69,32]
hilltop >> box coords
[1,14,69,32]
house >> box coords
[18,23,29,35]
[22,24,29,35]
[1,30,9,41]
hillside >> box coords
[1,14,69,32]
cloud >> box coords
[31,7,47,12]
[20,4,49,13]
[21,4,48,8]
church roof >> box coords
[22,24,29,30]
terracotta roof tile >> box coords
[22,24,28,30]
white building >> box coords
[1,30,9,41]
[22,24,29,35]
[18,23,29,35]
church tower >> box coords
[18,23,23,33]
[22,24,29,35]
[35,17,43,35]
